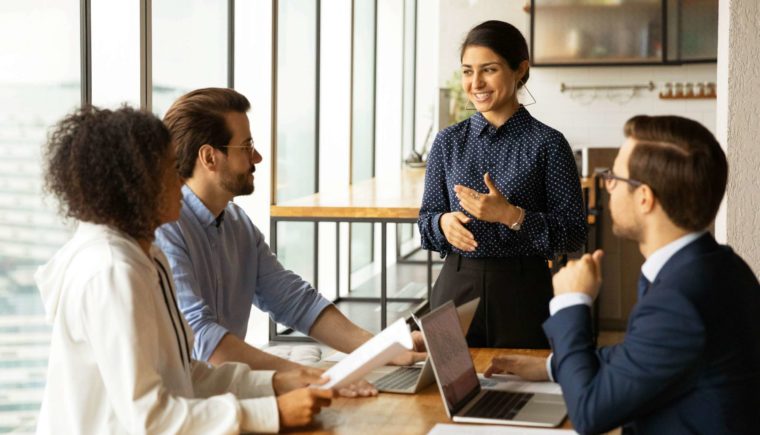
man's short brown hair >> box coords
[163,87,250,178]
[624,115,728,232]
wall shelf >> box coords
[658,94,716,100]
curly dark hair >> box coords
[43,105,171,240]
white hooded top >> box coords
[35,222,280,434]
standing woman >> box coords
[36,106,332,434]
[418,21,586,349]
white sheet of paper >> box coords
[428,423,577,435]
[316,318,413,390]
[477,373,563,395]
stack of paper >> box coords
[315,318,413,390]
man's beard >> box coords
[612,218,642,242]
[220,169,254,197]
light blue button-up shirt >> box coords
[155,185,332,361]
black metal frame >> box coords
[228,0,235,89]
[269,215,433,341]
[529,0,717,67]
[140,0,152,111]
[79,0,91,106]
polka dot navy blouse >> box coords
[418,107,587,259]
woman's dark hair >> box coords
[163,87,251,179]
[624,115,728,231]
[44,105,171,240]
[460,20,530,85]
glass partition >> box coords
[0,1,80,431]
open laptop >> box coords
[363,298,480,394]
[416,301,567,427]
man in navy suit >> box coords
[485,115,760,434]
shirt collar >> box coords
[471,106,531,138]
[641,231,706,282]
[181,184,224,229]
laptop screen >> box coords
[420,302,480,413]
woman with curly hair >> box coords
[35,106,333,434]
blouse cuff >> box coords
[432,213,450,257]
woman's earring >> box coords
[517,80,537,106]
[464,100,476,111]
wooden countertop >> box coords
[285,348,573,434]
[270,168,426,220]
[271,167,597,222]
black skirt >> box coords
[430,253,552,349]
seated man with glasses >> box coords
[484,115,760,433]
[155,88,424,389]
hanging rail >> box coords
[560,81,656,93]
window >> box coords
[0,1,80,431]
[152,0,229,116]
[91,0,140,107]
[350,0,376,277]
[274,0,319,286]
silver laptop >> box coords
[417,301,567,428]
[364,298,480,394]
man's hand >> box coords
[455,173,521,226]
[389,330,427,366]
[276,387,334,428]
[552,250,604,299]
[484,354,549,382]
[440,212,477,252]
[411,330,426,352]
[336,379,378,398]
[273,367,327,395]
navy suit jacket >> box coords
[544,234,760,434]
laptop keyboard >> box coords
[374,366,422,391]
[464,390,533,420]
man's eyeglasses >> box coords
[597,168,643,191]
[222,139,255,157]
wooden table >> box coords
[270,169,431,338]
[271,168,426,221]
[284,348,573,434]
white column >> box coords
[716,0,760,276]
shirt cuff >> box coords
[195,322,231,362]
[294,297,333,336]
[517,209,542,238]
[549,293,592,316]
[432,213,450,256]
[546,353,554,382]
[239,396,280,433]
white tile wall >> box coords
[519,63,717,150]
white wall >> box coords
[434,0,717,150]
[717,0,760,276]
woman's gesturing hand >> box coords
[455,173,521,226]
[440,212,477,252]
